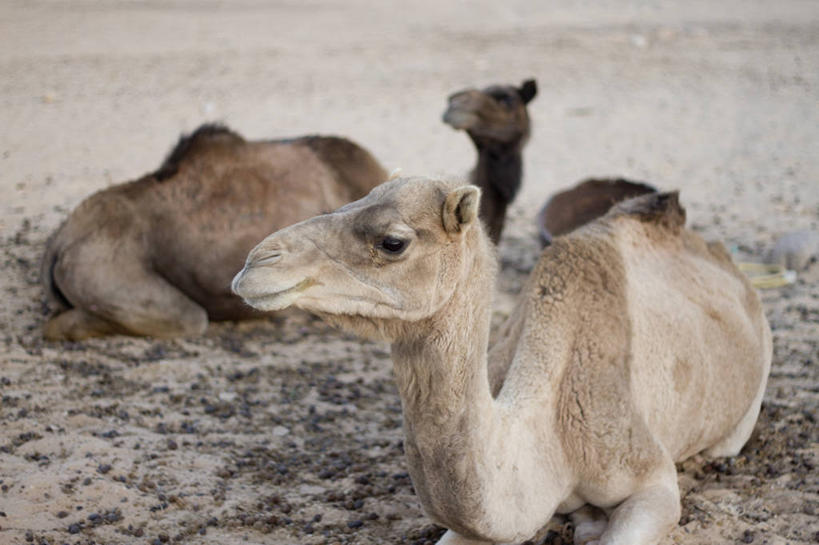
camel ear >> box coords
[443,185,481,234]
[518,79,537,104]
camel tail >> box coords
[40,227,71,311]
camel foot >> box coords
[44,308,122,341]
[44,304,207,340]
[596,474,680,545]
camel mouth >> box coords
[442,108,480,130]
[234,277,315,312]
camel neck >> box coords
[389,235,500,533]
[391,235,496,426]
[391,243,495,430]
[388,231,569,539]
[473,140,523,201]
[470,137,524,243]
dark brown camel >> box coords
[443,79,537,244]
[41,124,387,340]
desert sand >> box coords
[1,1,817,544]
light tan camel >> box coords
[41,124,387,340]
[232,176,771,545]
[443,79,537,244]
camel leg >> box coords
[596,472,681,545]
[44,308,125,341]
[50,263,208,340]
[107,281,208,339]
[570,505,607,545]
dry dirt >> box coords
[1,1,817,544]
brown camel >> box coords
[41,124,387,340]
[537,178,658,246]
[232,176,771,545]
[443,79,537,244]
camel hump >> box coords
[154,123,245,181]
[300,136,388,197]
[610,191,686,232]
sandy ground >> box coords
[1,1,818,543]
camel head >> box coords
[232,176,484,339]
[443,79,537,145]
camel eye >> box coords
[379,236,407,255]
[493,93,515,108]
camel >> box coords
[537,178,657,246]
[232,176,772,545]
[41,124,387,340]
[443,79,537,244]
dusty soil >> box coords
[1,1,817,544]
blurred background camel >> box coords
[41,125,387,340]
